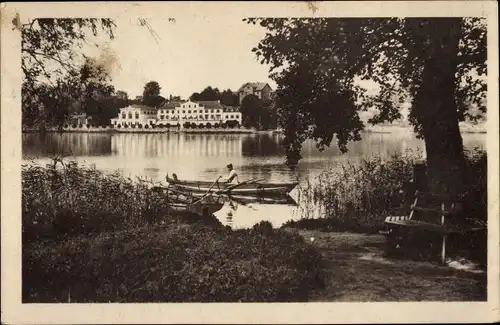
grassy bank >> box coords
[22,159,325,302]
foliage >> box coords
[23,220,324,302]
[21,159,177,242]
[142,81,164,107]
[295,150,423,231]
[244,18,486,172]
[190,87,239,106]
[21,18,116,127]
[116,90,129,100]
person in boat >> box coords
[224,163,240,184]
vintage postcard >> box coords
[1,1,499,324]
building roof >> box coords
[195,100,224,109]
[129,104,156,111]
[158,101,185,109]
[237,82,271,92]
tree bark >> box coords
[412,19,466,197]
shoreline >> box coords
[22,124,487,135]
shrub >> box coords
[183,122,191,129]
[138,123,143,128]
[72,124,77,128]
[117,124,121,128]
[123,124,128,128]
[21,160,177,242]
[64,125,69,129]
[145,124,149,129]
[131,124,136,129]
[23,222,324,303]
[86,124,90,128]
[78,124,83,128]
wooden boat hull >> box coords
[152,186,224,215]
[166,175,298,196]
[169,200,224,215]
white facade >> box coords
[156,100,242,128]
[111,105,158,128]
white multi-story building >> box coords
[110,104,158,128]
[156,100,242,128]
[111,101,242,129]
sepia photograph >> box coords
[1,1,499,324]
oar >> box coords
[191,176,222,205]
[216,177,260,195]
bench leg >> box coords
[441,234,447,265]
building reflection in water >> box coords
[22,133,112,158]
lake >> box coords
[22,131,486,228]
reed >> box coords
[22,157,174,242]
[287,147,487,234]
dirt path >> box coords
[296,230,487,301]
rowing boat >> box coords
[151,185,224,215]
[166,174,298,196]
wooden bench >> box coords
[384,190,486,264]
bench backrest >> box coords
[409,190,461,224]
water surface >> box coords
[22,131,486,228]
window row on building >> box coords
[110,100,242,129]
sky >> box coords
[84,17,277,99]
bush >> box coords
[21,160,177,242]
[131,124,136,129]
[117,124,121,128]
[86,124,90,128]
[183,122,191,129]
[145,124,149,129]
[138,124,143,128]
[72,124,77,128]
[64,125,69,129]
[23,221,324,303]
[123,124,128,128]
[78,124,83,128]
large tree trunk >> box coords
[412,19,466,197]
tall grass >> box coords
[292,149,424,231]
[22,158,174,241]
[286,148,487,234]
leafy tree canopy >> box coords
[21,18,116,127]
[245,17,486,194]
[190,87,239,106]
[142,81,164,107]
